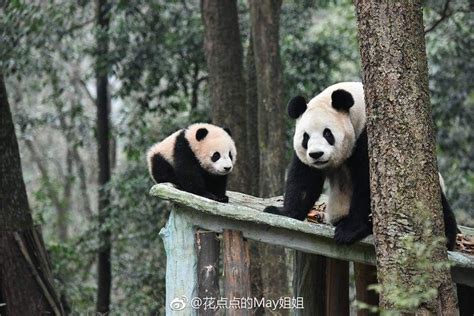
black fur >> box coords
[150,131,229,203]
[264,153,325,220]
[223,127,232,137]
[334,128,372,244]
[441,190,458,250]
[331,89,354,112]
[288,96,307,119]
[266,128,458,250]
[196,128,208,141]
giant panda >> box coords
[264,82,458,250]
[147,123,236,203]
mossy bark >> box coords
[354,0,457,313]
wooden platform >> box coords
[151,183,474,315]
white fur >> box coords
[292,82,366,225]
[185,123,237,175]
[147,123,237,178]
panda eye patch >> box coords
[302,132,309,149]
[229,151,233,161]
[323,128,335,145]
[211,152,221,162]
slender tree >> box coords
[354,1,457,313]
[249,0,289,307]
[95,0,112,313]
[0,74,64,315]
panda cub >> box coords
[264,82,458,250]
[147,123,236,203]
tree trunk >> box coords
[0,74,64,315]
[95,0,112,313]
[249,0,289,307]
[249,0,285,198]
[201,0,251,193]
[354,1,457,313]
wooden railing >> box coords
[151,183,474,315]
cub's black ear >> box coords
[223,127,232,137]
[331,89,354,112]
[288,96,307,119]
[196,128,208,141]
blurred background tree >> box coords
[0,0,471,313]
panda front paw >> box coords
[215,195,229,203]
[334,217,372,245]
[263,206,284,215]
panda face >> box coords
[187,124,237,175]
[293,106,355,169]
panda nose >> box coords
[224,167,231,171]
[309,151,324,159]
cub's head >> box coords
[289,89,356,169]
[186,123,237,175]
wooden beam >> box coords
[223,230,251,316]
[293,251,326,316]
[196,230,220,316]
[354,263,379,316]
[326,258,349,316]
[159,209,197,315]
[150,184,474,286]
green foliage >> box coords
[355,221,452,315]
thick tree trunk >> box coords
[354,1,457,313]
[0,74,63,315]
[201,0,252,193]
[95,0,112,313]
[249,0,289,308]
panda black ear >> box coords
[331,89,354,112]
[288,96,307,119]
[223,127,232,137]
[196,128,208,141]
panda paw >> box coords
[263,206,283,215]
[214,195,229,203]
[334,218,372,245]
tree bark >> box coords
[0,74,64,315]
[201,0,252,193]
[354,0,458,313]
[249,0,289,307]
[249,0,285,198]
[95,0,112,313]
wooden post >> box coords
[354,263,379,316]
[293,251,326,316]
[160,208,197,315]
[223,229,251,316]
[457,284,474,316]
[196,230,220,316]
[326,258,349,316]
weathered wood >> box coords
[293,251,326,316]
[150,184,474,285]
[457,284,474,316]
[354,263,379,316]
[159,209,198,315]
[223,230,251,316]
[196,231,220,316]
[326,258,349,316]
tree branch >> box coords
[424,0,453,34]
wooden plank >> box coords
[223,230,251,316]
[150,184,474,284]
[354,263,379,316]
[326,258,349,316]
[293,251,326,316]
[159,209,197,315]
[196,230,220,316]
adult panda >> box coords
[264,82,458,250]
[147,123,236,203]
